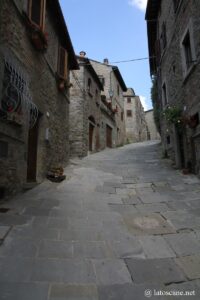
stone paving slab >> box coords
[109,237,145,259]
[31,259,96,284]
[0,225,10,240]
[138,192,173,204]
[139,235,176,258]
[0,237,38,258]
[108,204,138,215]
[0,215,31,226]
[0,257,34,282]
[122,213,176,235]
[98,283,166,300]
[60,227,104,241]
[37,240,73,259]
[95,186,116,194]
[188,199,200,209]
[164,233,200,256]
[49,284,98,300]
[125,258,186,284]
[116,188,136,197]
[0,282,49,300]
[136,203,170,214]
[162,280,200,300]
[103,182,126,188]
[92,259,132,285]
[122,196,141,205]
[73,241,115,259]
[166,201,191,211]
[176,255,200,280]
[162,210,200,230]
[9,226,59,241]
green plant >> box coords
[163,106,182,125]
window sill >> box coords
[23,12,48,51]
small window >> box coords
[127,97,131,103]
[182,32,193,70]
[166,135,171,145]
[57,47,68,80]
[99,76,105,87]
[0,141,8,158]
[181,20,196,77]
[127,110,132,117]
[117,85,120,96]
[87,78,92,94]
[162,82,168,106]
[160,22,167,51]
[173,0,181,13]
[121,112,124,121]
[28,0,46,30]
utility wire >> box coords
[110,56,156,64]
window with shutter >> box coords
[58,47,68,80]
[127,110,132,117]
[28,0,46,30]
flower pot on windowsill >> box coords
[31,29,48,51]
[56,77,73,92]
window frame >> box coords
[127,97,131,103]
[57,46,68,80]
[173,0,182,14]
[160,22,167,52]
[28,0,46,31]
[180,19,196,78]
[126,110,132,118]
[162,81,168,107]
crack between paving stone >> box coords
[164,280,187,287]
[123,259,134,283]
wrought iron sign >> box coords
[0,54,38,128]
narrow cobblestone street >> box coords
[0,141,200,299]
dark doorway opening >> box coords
[106,125,112,148]
[27,117,40,182]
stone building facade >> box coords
[90,58,127,147]
[146,0,200,175]
[0,0,78,198]
[145,109,160,140]
[123,88,148,143]
[69,53,103,157]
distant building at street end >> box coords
[123,88,148,143]
[146,0,200,176]
[90,58,127,148]
[69,54,103,157]
[145,109,161,140]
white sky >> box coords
[128,0,148,11]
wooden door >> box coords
[106,125,112,148]
[89,123,94,152]
[27,119,39,182]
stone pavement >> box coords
[0,141,200,300]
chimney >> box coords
[103,58,109,65]
[79,51,86,57]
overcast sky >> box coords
[60,0,151,111]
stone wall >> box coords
[0,0,72,198]
[154,0,200,173]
